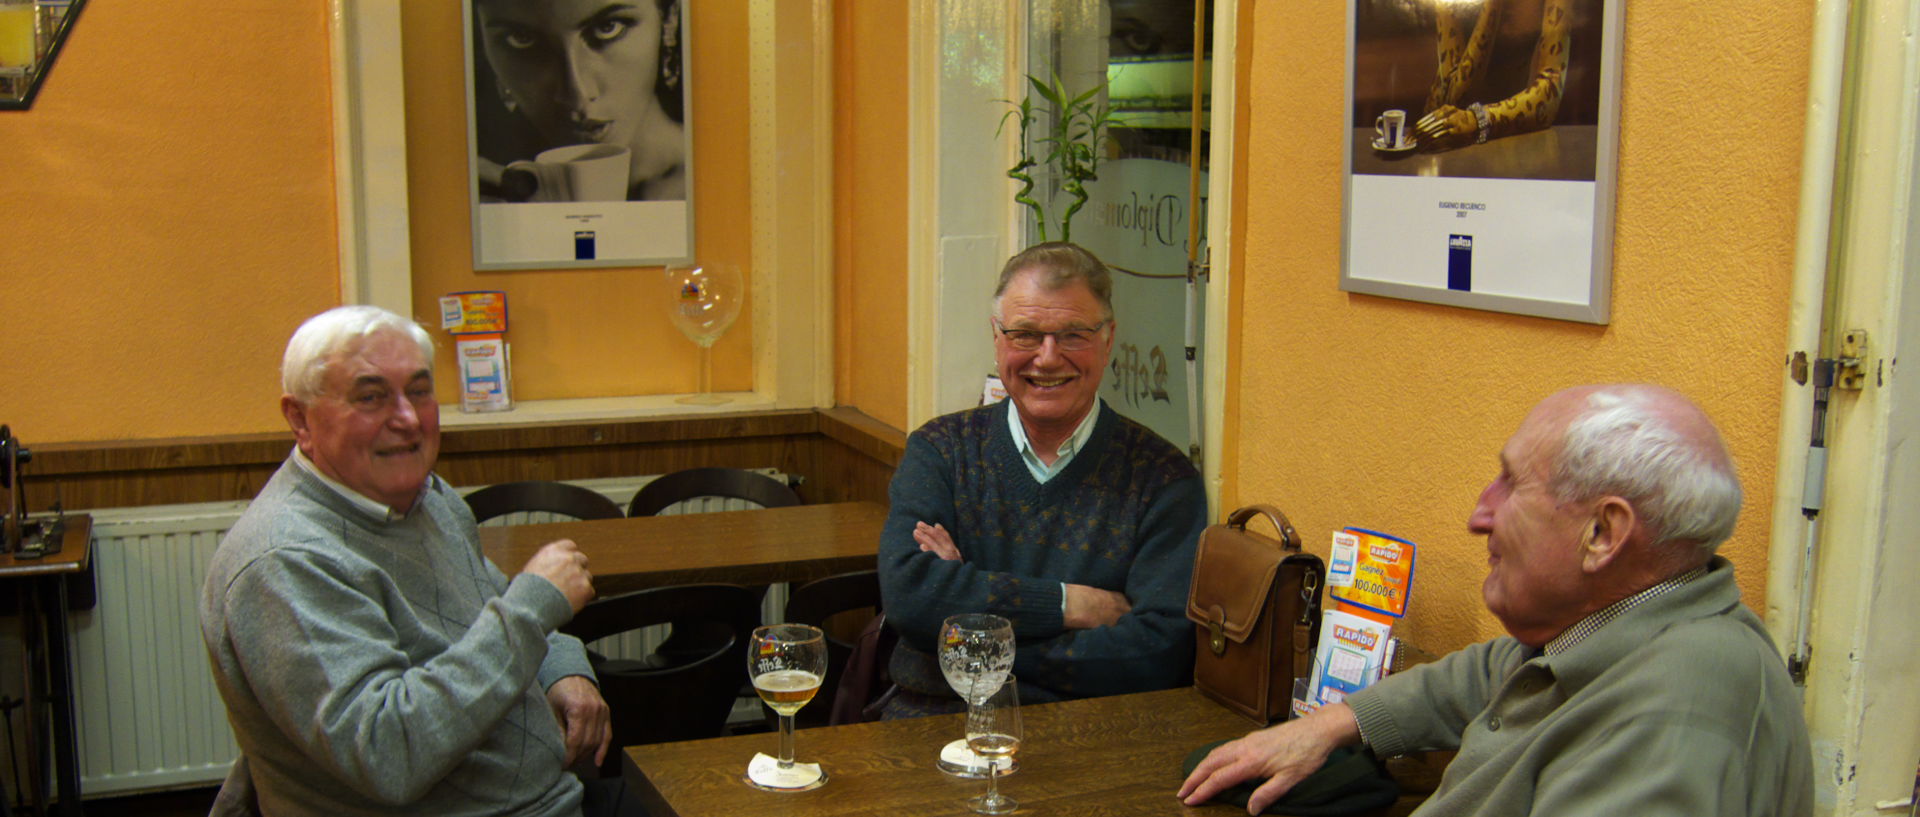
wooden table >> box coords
[626,686,1434,817]
[0,514,91,817]
[478,501,888,596]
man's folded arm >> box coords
[878,434,1073,647]
[1012,476,1207,695]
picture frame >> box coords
[463,0,695,270]
[1340,0,1623,324]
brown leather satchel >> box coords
[1185,504,1325,724]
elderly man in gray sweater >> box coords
[201,306,632,817]
[1180,384,1813,816]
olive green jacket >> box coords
[1348,557,1812,816]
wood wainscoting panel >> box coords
[28,408,908,513]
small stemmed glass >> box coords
[664,262,744,405]
[936,613,1015,777]
[745,623,828,791]
[965,673,1022,814]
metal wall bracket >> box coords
[1837,329,1869,390]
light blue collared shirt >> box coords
[1006,398,1104,484]
[289,446,413,521]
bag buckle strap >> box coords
[1207,610,1227,656]
[1299,570,1321,626]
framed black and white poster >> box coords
[464,0,695,270]
[1341,0,1622,324]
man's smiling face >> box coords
[284,331,441,512]
[992,268,1114,440]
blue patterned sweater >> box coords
[879,401,1207,702]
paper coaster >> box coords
[940,738,1018,776]
[746,752,824,790]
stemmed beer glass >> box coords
[664,262,744,405]
[745,624,828,791]
[965,674,1023,814]
[936,613,1015,777]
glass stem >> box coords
[985,758,999,802]
[697,343,713,396]
[777,713,796,768]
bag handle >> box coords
[1226,504,1302,553]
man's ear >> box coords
[1581,496,1637,573]
[281,394,313,452]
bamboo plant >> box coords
[999,72,1123,243]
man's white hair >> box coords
[281,306,435,402]
[1550,385,1742,555]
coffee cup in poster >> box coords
[504,144,632,203]
[1374,110,1409,150]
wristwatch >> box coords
[1469,102,1491,144]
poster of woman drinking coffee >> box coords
[464,0,695,269]
[1340,0,1621,324]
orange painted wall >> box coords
[401,1,754,402]
[0,3,338,442]
[832,1,910,430]
[1228,0,1810,653]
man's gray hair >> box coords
[992,242,1115,322]
[281,305,435,402]
[1550,385,1742,555]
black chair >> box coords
[464,480,624,525]
[561,583,761,776]
[626,468,804,728]
[783,570,884,728]
[626,467,802,517]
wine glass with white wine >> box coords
[936,613,1015,778]
[746,624,828,791]
[664,262,744,405]
[965,673,1022,815]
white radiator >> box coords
[11,472,789,798]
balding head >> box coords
[1539,384,1742,561]
[1471,384,1741,644]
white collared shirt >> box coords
[1007,398,1103,484]
[290,446,412,522]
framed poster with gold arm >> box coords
[1340,0,1622,324]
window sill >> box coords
[438,393,779,429]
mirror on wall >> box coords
[0,0,85,110]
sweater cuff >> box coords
[1345,685,1406,756]
[1002,578,1066,638]
[537,633,596,690]
[505,572,577,634]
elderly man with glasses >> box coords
[876,242,1208,716]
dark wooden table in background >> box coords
[478,501,887,596]
[0,514,91,817]
[625,686,1435,817]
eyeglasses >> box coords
[992,320,1108,352]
